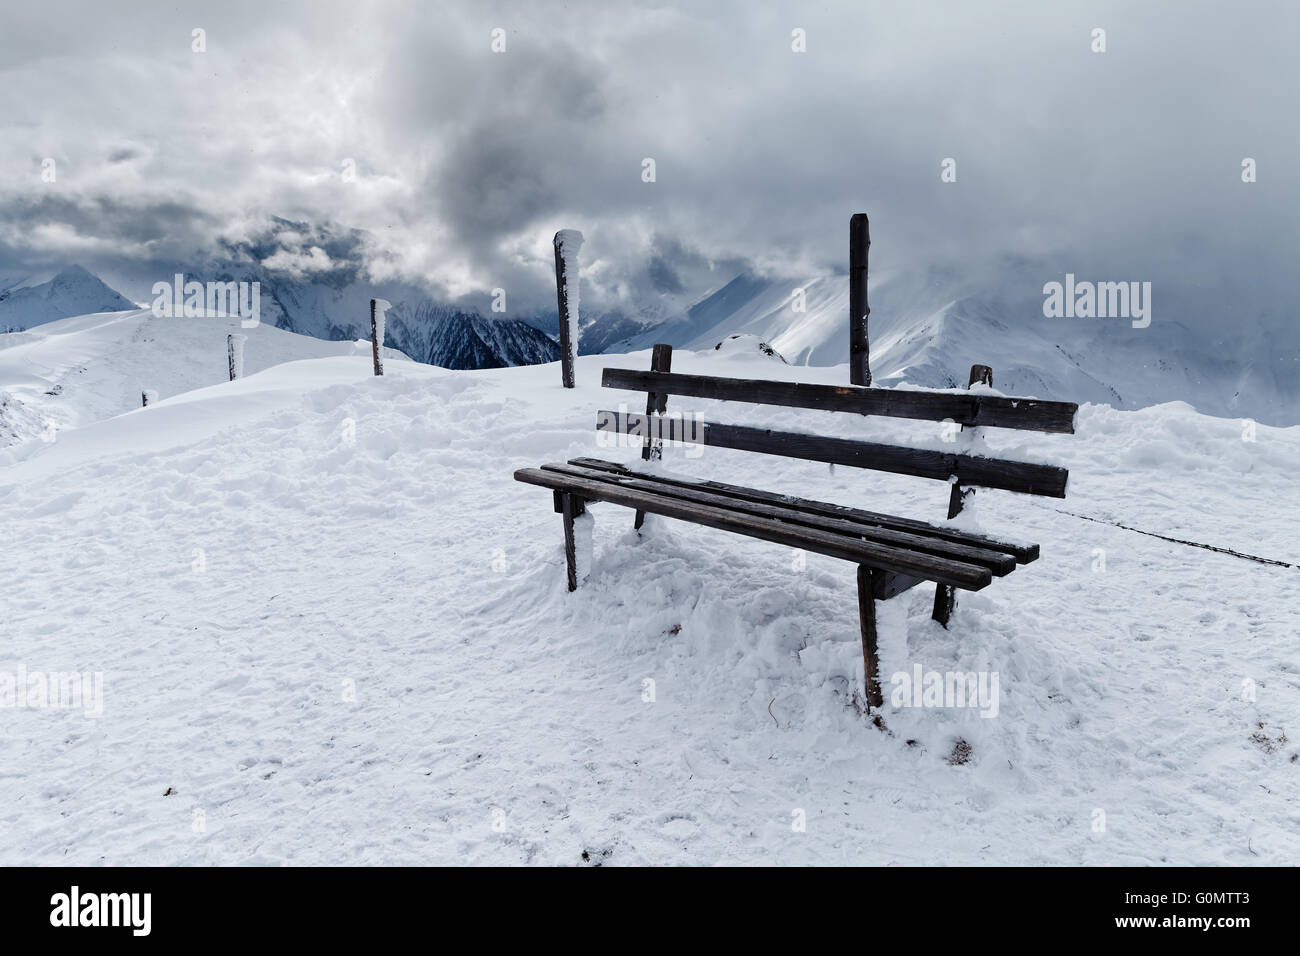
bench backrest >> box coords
[597,344,1075,499]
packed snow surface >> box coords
[1,329,1296,865]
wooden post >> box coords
[933,364,994,626]
[633,344,673,531]
[561,492,586,591]
[857,565,883,710]
[553,230,582,389]
[370,299,384,376]
[849,213,871,386]
[227,334,238,381]
[141,391,149,408]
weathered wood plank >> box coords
[540,462,1016,575]
[595,411,1070,498]
[600,369,1077,434]
[567,457,1039,562]
[515,468,994,590]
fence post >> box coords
[141,389,157,407]
[553,229,583,388]
[932,363,993,626]
[369,298,389,376]
[227,334,248,381]
[849,213,871,386]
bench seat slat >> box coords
[514,467,994,591]
[602,368,1078,434]
[566,457,1039,563]
[540,461,1018,575]
[596,411,1069,498]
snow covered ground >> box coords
[0,324,1296,865]
[0,309,410,446]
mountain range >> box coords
[0,262,560,372]
[0,266,137,331]
[2,256,1294,425]
[582,264,1298,426]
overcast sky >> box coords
[1,0,1295,321]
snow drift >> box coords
[0,336,1296,865]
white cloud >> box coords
[260,245,334,278]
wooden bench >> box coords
[514,344,1076,710]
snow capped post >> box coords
[227,333,247,381]
[370,298,391,376]
[849,213,872,386]
[553,229,583,388]
[141,389,158,407]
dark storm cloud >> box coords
[0,0,1296,323]
[0,194,218,248]
[645,254,685,295]
[434,124,564,239]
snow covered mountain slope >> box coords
[1,346,1295,864]
[604,269,1298,426]
[384,302,559,370]
[160,270,560,372]
[0,309,409,446]
[0,265,137,332]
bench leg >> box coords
[856,566,884,710]
[931,584,956,627]
[560,493,586,592]
[633,509,646,531]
